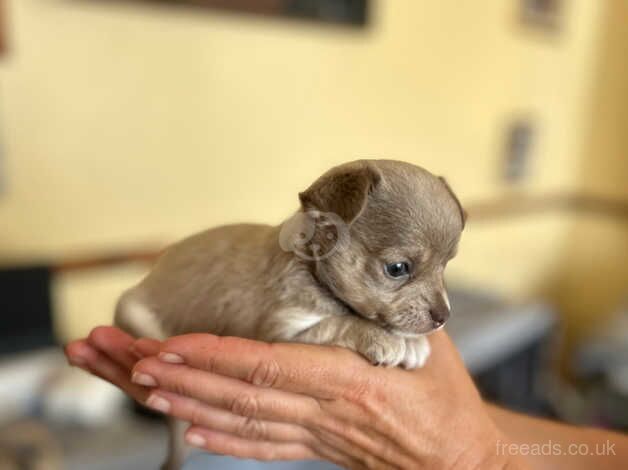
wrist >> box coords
[474,451,530,470]
[447,431,531,470]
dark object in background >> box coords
[475,335,556,417]
[503,118,536,183]
[125,0,369,27]
[520,0,563,31]
[0,0,6,57]
[0,249,160,356]
[285,0,367,25]
[0,266,56,355]
[447,289,557,418]
[573,308,628,429]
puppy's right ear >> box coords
[299,161,381,224]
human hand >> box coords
[66,328,525,469]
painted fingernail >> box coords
[132,372,158,387]
[158,352,184,364]
[186,432,207,448]
[145,394,171,413]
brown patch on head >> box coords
[299,160,381,224]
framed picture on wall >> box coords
[115,0,369,27]
[520,0,562,31]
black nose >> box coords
[429,306,450,327]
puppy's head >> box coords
[298,159,466,336]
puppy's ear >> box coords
[438,176,467,229]
[299,161,381,224]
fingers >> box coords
[131,337,161,358]
[184,426,317,462]
[144,390,313,444]
[65,339,149,402]
[156,334,369,399]
[69,325,162,368]
[183,425,363,469]
[65,339,93,368]
[132,358,322,426]
[86,326,138,370]
[64,327,164,406]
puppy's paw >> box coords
[400,336,431,369]
[358,330,406,367]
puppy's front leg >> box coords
[293,315,430,369]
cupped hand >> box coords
[66,328,524,469]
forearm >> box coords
[487,403,628,470]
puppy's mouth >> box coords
[328,287,447,338]
[425,319,447,334]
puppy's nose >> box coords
[429,305,450,328]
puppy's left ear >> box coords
[438,176,467,230]
[299,161,381,224]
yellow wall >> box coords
[553,216,628,344]
[0,0,611,339]
[551,0,628,344]
[578,0,628,200]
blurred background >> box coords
[0,0,627,468]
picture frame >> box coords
[118,0,368,27]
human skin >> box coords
[65,327,627,469]
[486,404,628,470]
[66,327,525,469]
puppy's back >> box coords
[115,223,285,340]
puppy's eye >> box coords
[385,262,410,278]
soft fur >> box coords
[115,159,465,469]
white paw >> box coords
[360,332,406,367]
[400,336,431,369]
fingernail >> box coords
[159,352,184,364]
[186,432,207,448]
[68,356,87,367]
[132,372,158,387]
[145,394,171,413]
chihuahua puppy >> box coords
[115,159,465,469]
